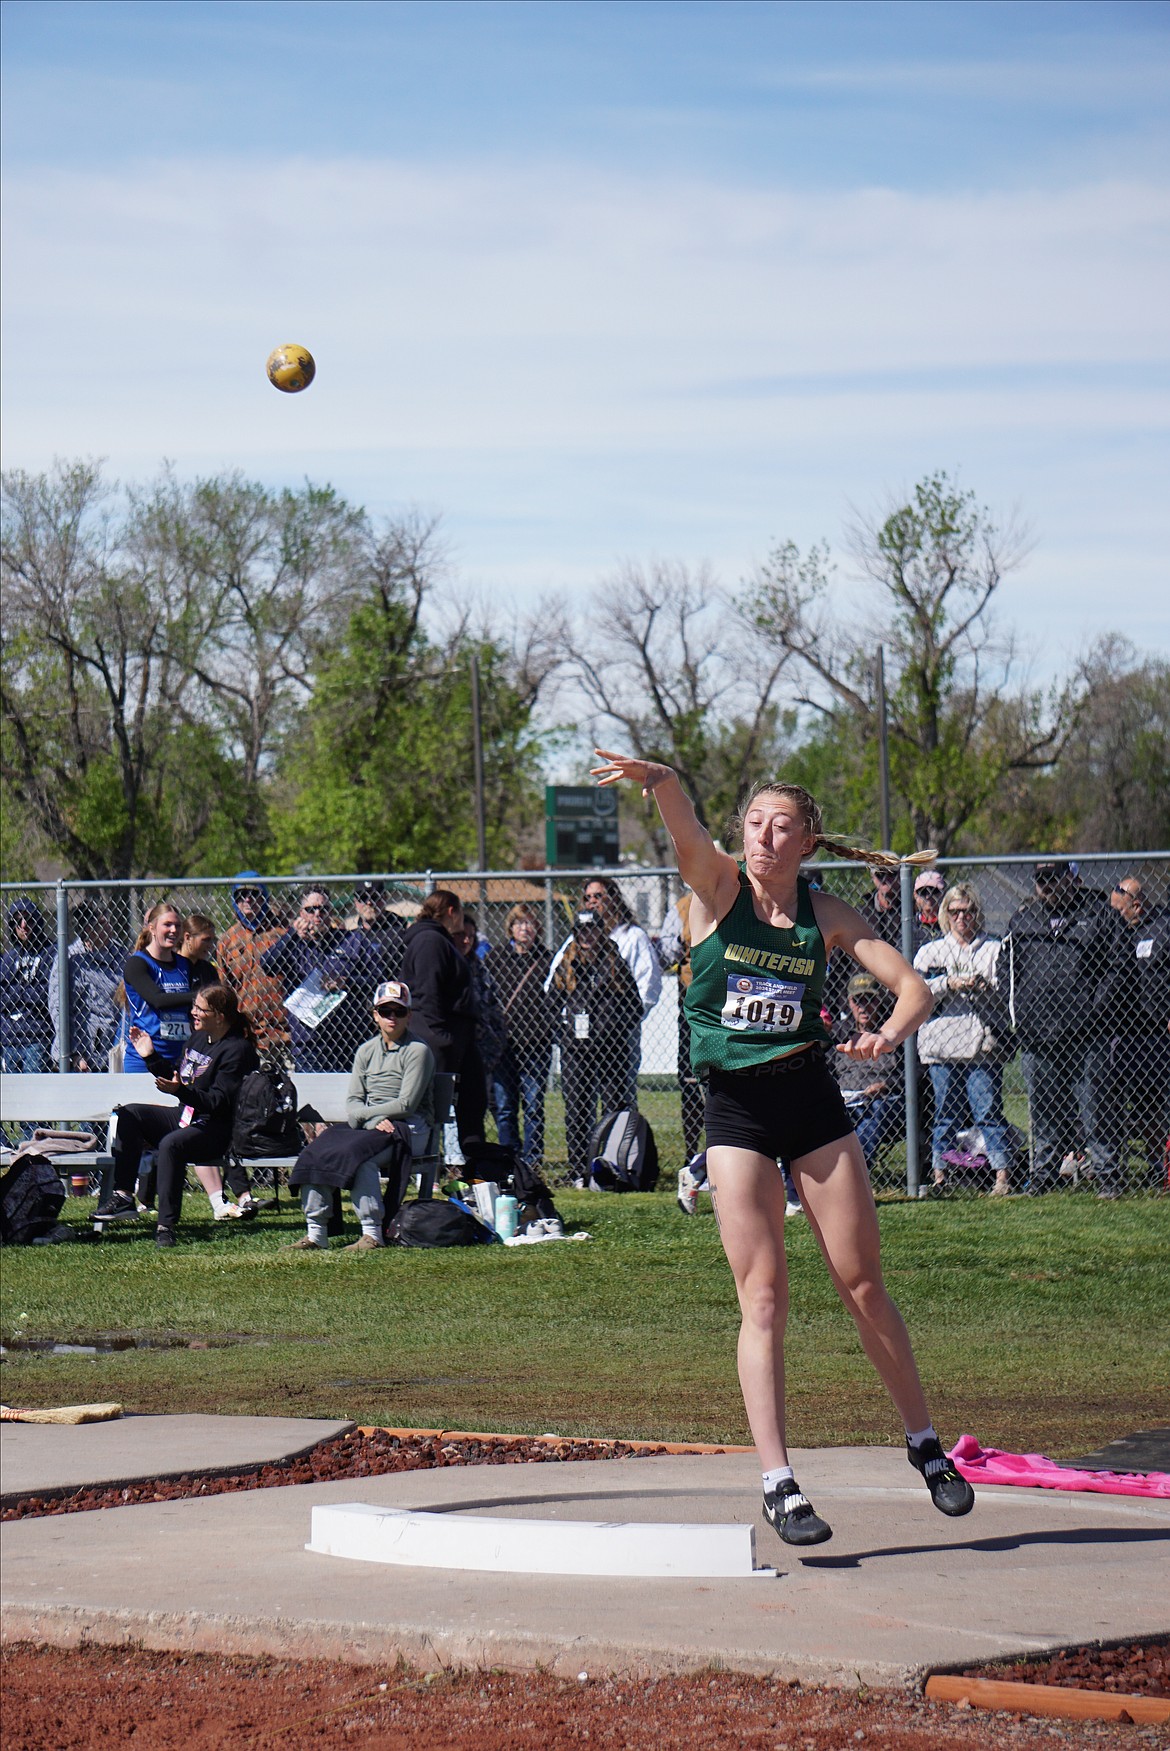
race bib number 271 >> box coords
[720,975,805,1034]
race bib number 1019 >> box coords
[720,975,805,1034]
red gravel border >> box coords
[0,1426,686,1521]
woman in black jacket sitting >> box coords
[96,984,259,1247]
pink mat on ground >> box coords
[950,1434,1170,1499]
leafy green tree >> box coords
[745,473,1085,853]
[269,569,553,873]
[970,637,1170,852]
[2,461,246,878]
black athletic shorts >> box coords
[703,1048,853,1163]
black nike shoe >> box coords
[907,1436,975,1516]
[763,1479,833,1546]
[94,1191,139,1223]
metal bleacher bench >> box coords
[0,1071,450,1211]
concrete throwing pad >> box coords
[4,1445,1170,1688]
[308,1501,773,1577]
[0,1413,354,1499]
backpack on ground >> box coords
[586,1108,659,1193]
[0,1154,67,1246]
[231,1068,301,1159]
[386,1197,497,1249]
[461,1137,562,1225]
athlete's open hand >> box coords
[836,1030,898,1063]
[591,749,675,798]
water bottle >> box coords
[494,1194,519,1240]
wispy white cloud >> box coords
[2,152,1167,658]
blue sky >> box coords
[2,0,1167,666]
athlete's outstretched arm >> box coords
[591,749,736,912]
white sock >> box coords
[209,1192,231,1216]
[762,1465,795,1495]
[906,1424,937,1449]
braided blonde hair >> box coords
[731,781,935,870]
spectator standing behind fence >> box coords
[1,899,54,1075]
[96,984,259,1245]
[832,973,906,1171]
[181,914,221,993]
[260,886,347,1072]
[120,903,193,1073]
[489,904,554,1171]
[217,874,290,1062]
[551,908,643,1185]
[399,889,478,1139]
[452,911,503,1145]
[1113,876,1168,1185]
[1134,899,1170,1178]
[48,903,125,1070]
[914,884,1015,1196]
[549,877,661,1110]
[1004,861,1131,1198]
[323,881,407,1061]
[657,890,705,1164]
[912,871,946,943]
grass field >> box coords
[2,1184,1166,1460]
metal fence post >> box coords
[544,873,554,950]
[900,863,922,1197]
[55,879,70,1072]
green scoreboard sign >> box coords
[545,784,620,867]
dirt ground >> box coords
[4,1430,1165,1745]
[3,1643,1167,1751]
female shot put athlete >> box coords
[592,750,974,1546]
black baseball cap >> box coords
[354,881,386,902]
[1034,861,1071,882]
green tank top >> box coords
[685,870,830,1074]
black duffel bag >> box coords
[386,1198,496,1248]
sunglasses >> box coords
[302,904,328,914]
[376,1004,408,1018]
[236,890,260,901]
[948,905,976,916]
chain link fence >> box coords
[2,852,1167,1197]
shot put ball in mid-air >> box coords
[266,343,316,393]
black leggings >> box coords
[108,1104,226,1230]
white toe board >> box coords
[307,1502,776,1578]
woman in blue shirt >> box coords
[120,902,193,1073]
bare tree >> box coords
[556,559,792,856]
[745,473,1086,853]
[1,460,378,876]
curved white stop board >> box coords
[307,1502,778,1579]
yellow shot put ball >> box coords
[266,343,316,393]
